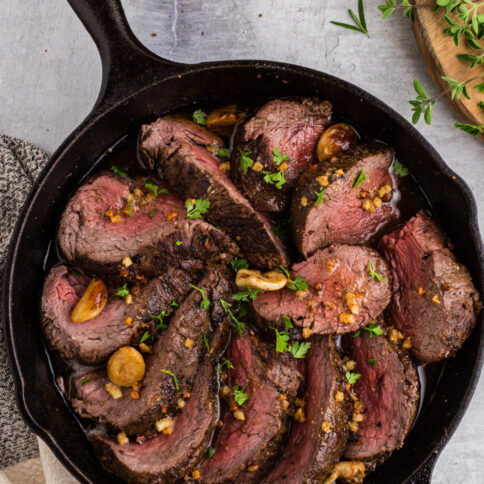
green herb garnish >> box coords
[279,266,309,292]
[331,0,369,37]
[273,327,311,358]
[392,160,409,177]
[353,169,366,188]
[111,165,128,177]
[232,288,260,302]
[283,315,294,329]
[368,261,387,283]
[217,358,234,373]
[275,328,291,353]
[186,198,210,219]
[288,341,311,359]
[217,147,230,158]
[272,147,290,166]
[232,385,249,406]
[189,283,210,309]
[454,122,484,137]
[457,53,484,68]
[203,334,210,352]
[378,0,414,21]
[220,299,245,335]
[193,109,207,125]
[114,284,130,298]
[80,376,93,385]
[230,257,249,271]
[151,310,168,331]
[314,188,329,206]
[170,300,179,308]
[161,369,179,390]
[262,170,286,189]
[144,179,165,197]
[364,323,383,338]
[139,331,150,344]
[369,358,378,366]
[352,330,361,338]
[208,447,215,458]
[345,371,361,385]
[175,240,182,246]
[238,147,253,174]
[479,101,484,110]
[149,209,157,218]
[409,79,435,125]
[128,199,133,217]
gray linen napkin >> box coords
[0,134,48,467]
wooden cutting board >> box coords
[413,0,484,142]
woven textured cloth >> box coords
[0,135,48,467]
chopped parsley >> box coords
[288,341,312,359]
[208,447,215,458]
[238,147,253,174]
[230,257,249,271]
[149,209,157,218]
[232,287,260,302]
[151,310,168,331]
[352,169,366,188]
[161,369,179,390]
[275,329,291,353]
[203,334,210,352]
[220,299,245,335]
[352,330,361,338]
[114,284,130,298]
[392,160,409,177]
[272,147,290,166]
[368,261,387,283]
[345,371,361,385]
[274,327,310,358]
[170,300,179,308]
[369,358,377,366]
[283,315,294,329]
[217,147,230,158]
[232,385,249,406]
[111,165,128,177]
[139,331,150,344]
[192,109,207,125]
[175,240,182,246]
[217,358,234,373]
[144,179,169,197]
[364,323,383,338]
[314,188,329,206]
[80,376,93,385]
[279,266,309,292]
[186,198,210,219]
[262,170,286,189]
[189,283,210,309]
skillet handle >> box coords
[407,452,439,484]
[67,0,182,113]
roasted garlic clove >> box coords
[206,104,245,137]
[107,346,146,387]
[70,278,108,323]
[323,461,365,484]
[317,123,358,162]
[236,269,288,291]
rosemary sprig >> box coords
[331,0,370,37]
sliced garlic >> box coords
[236,269,288,291]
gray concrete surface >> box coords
[0,0,483,482]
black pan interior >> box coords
[3,63,484,484]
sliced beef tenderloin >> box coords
[381,210,481,363]
[91,358,218,484]
[71,266,232,435]
[41,265,193,365]
[292,143,397,257]
[343,330,419,460]
[139,117,288,268]
[263,336,350,484]
[253,245,391,334]
[230,98,332,217]
[58,173,238,282]
[198,333,302,483]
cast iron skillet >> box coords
[2,1,483,483]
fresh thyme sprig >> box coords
[331,0,370,37]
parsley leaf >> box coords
[186,198,210,219]
[283,315,293,329]
[279,266,308,291]
[175,240,182,246]
[193,109,207,125]
[208,447,215,458]
[238,147,253,174]
[161,369,179,390]
[217,358,234,373]
[392,160,409,177]
[230,257,249,271]
[262,170,286,189]
[80,376,93,385]
[275,329,290,353]
[314,188,329,205]
[345,371,361,385]
[149,209,157,218]
[111,165,128,177]
[232,385,249,406]
[151,310,168,331]
[189,283,210,309]
[368,261,387,283]
[217,147,230,158]
[144,179,166,197]
[272,147,290,166]
[353,169,366,188]
[288,341,311,359]
[352,330,361,338]
[114,284,130,298]
[364,323,383,338]
[369,358,377,366]
[220,299,245,335]
[170,300,179,308]
[203,334,210,352]
[232,288,260,302]
[139,331,150,344]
